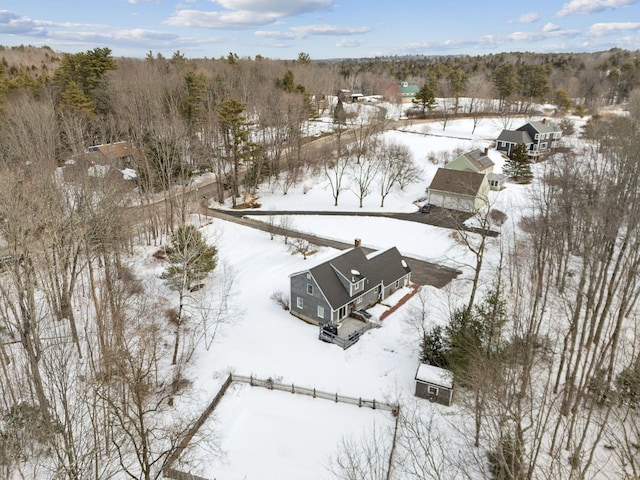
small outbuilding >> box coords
[415,363,454,406]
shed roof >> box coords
[428,168,486,196]
[416,364,453,389]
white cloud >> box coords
[255,30,297,39]
[543,22,561,32]
[336,38,365,48]
[513,12,540,24]
[0,10,45,35]
[557,0,635,17]
[588,21,640,35]
[215,0,332,16]
[167,0,333,29]
[166,9,280,28]
[290,24,370,36]
[256,24,369,40]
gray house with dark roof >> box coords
[496,118,561,159]
[289,242,412,325]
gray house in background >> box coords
[289,241,412,325]
[496,118,562,159]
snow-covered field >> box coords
[149,112,585,478]
[194,383,396,479]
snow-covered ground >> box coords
[194,383,397,479]
[143,113,585,478]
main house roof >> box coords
[497,129,533,145]
[428,168,486,196]
[296,246,411,310]
[526,120,561,134]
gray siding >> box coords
[290,273,332,325]
[382,273,410,299]
[333,268,352,293]
[353,287,379,310]
[415,380,453,406]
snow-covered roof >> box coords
[120,168,137,180]
[415,364,453,389]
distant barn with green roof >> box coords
[400,81,420,104]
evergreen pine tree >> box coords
[162,225,218,292]
[503,143,533,184]
[333,97,346,125]
[420,325,449,368]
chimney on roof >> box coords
[542,118,547,124]
[484,147,489,155]
[354,238,361,248]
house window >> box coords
[395,280,400,288]
[317,306,324,318]
[428,386,439,396]
[307,284,314,295]
[534,133,539,140]
[541,142,547,150]
[354,282,360,291]
[297,297,303,309]
[500,141,506,147]
[356,295,363,304]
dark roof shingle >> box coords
[428,168,486,196]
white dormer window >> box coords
[534,133,540,140]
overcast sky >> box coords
[1,0,639,60]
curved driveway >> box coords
[207,207,464,288]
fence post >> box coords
[313,388,316,398]
[373,399,376,410]
[291,383,294,394]
[250,375,253,386]
[359,397,362,407]
[335,393,338,403]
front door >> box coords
[338,305,347,319]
